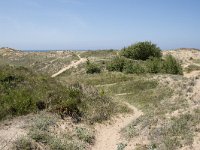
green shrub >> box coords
[163,55,183,75]
[106,56,126,72]
[86,60,101,74]
[146,57,163,73]
[0,65,117,123]
[121,41,162,60]
[123,60,146,74]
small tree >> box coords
[121,41,162,60]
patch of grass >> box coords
[150,110,200,149]
[102,78,171,112]
[75,127,95,144]
[14,138,36,150]
[123,106,200,150]
[103,79,158,95]
[16,113,89,150]
[60,72,143,86]
[78,84,125,124]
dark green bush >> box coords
[121,41,162,60]
[163,55,183,75]
[106,56,126,72]
[86,60,101,74]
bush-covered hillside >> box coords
[0,65,122,123]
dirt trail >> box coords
[51,55,87,78]
[92,102,143,150]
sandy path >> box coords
[51,55,87,78]
[92,102,143,150]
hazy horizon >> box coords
[0,0,200,50]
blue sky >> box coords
[0,0,200,50]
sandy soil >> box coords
[0,115,34,150]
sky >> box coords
[0,0,200,50]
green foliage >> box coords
[86,60,101,74]
[0,65,116,123]
[121,41,162,60]
[146,57,163,73]
[0,65,71,120]
[163,55,183,75]
[106,54,182,75]
[123,60,145,74]
[106,56,126,72]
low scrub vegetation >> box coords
[0,65,121,123]
[106,55,182,75]
[163,55,183,74]
[14,113,92,150]
[121,76,198,150]
[106,56,126,72]
[86,60,101,74]
[150,110,200,150]
[105,42,182,75]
